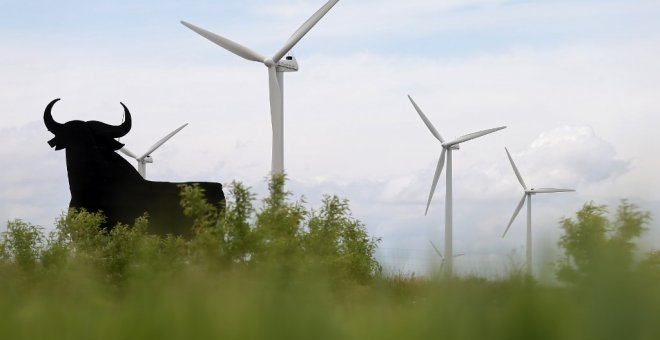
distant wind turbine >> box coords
[181,0,340,174]
[429,240,463,274]
[501,147,575,276]
[119,123,188,178]
[409,95,505,277]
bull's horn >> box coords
[44,98,63,133]
[116,102,132,137]
[102,102,132,138]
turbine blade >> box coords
[119,147,138,159]
[533,188,576,193]
[425,148,446,215]
[505,147,527,190]
[446,126,506,146]
[503,194,527,237]
[429,240,443,259]
[408,95,444,143]
[139,123,189,160]
[181,21,266,63]
[272,0,339,62]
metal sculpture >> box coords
[44,98,224,236]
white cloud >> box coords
[511,126,628,187]
[2,0,660,274]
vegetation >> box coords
[556,200,653,283]
[1,177,659,340]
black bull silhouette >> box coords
[44,98,224,236]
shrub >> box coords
[178,174,382,283]
[556,200,652,283]
[0,174,381,288]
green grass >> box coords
[1,179,658,339]
[2,266,660,340]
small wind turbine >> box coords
[429,241,463,274]
[409,95,505,277]
[181,0,340,175]
[501,147,575,276]
[119,123,188,178]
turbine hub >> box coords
[264,58,275,67]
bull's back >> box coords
[143,180,224,237]
[182,181,225,206]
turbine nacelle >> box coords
[276,55,299,72]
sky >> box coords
[2,0,659,276]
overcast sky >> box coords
[2,0,659,276]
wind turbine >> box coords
[409,95,505,277]
[181,0,340,175]
[429,241,463,274]
[119,123,188,178]
[501,147,575,276]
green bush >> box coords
[2,182,660,340]
[0,174,381,287]
[556,200,652,283]
[178,174,382,282]
[0,220,44,278]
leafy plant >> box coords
[178,174,381,282]
[556,200,652,283]
[1,195,660,340]
[0,219,44,274]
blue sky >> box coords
[2,0,659,276]
[5,0,658,57]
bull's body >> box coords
[45,99,224,236]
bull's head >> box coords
[44,98,132,151]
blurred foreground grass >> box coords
[1,177,658,339]
[3,262,660,340]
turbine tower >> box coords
[501,147,575,276]
[181,0,340,175]
[409,95,505,277]
[119,123,188,178]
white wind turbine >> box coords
[119,123,188,178]
[181,0,340,175]
[501,147,575,276]
[409,95,505,277]
[429,241,463,274]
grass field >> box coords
[2,263,660,340]
[1,182,658,339]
